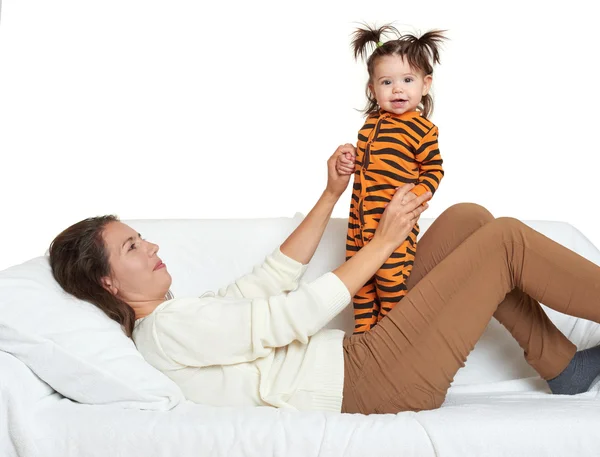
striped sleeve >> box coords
[413,125,444,197]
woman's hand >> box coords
[333,184,431,297]
[374,184,432,250]
[325,143,356,198]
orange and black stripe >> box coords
[346,110,444,334]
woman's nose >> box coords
[146,241,159,256]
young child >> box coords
[337,24,446,334]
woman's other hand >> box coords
[375,184,431,250]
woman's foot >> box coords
[547,345,600,395]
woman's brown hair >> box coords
[49,215,137,337]
[351,24,447,118]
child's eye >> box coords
[382,80,392,85]
[404,77,413,83]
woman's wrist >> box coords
[365,236,397,260]
[322,188,342,203]
[333,236,398,297]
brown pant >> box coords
[341,203,600,414]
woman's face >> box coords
[101,221,172,303]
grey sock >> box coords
[547,345,600,395]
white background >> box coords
[0,0,599,271]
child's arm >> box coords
[412,126,444,198]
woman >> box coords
[49,145,600,414]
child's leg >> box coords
[342,217,599,414]
[347,213,379,334]
[375,236,415,321]
[353,279,380,334]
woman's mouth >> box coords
[154,260,166,271]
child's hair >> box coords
[351,24,447,118]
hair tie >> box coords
[377,41,384,47]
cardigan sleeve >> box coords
[216,247,309,300]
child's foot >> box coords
[547,345,600,395]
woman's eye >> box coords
[129,243,137,251]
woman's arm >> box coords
[217,144,356,300]
[146,189,431,366]
[217,185,341,300]
[280,144,356,265]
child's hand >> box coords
[336,151,356,175]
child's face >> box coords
[369,55,432,116]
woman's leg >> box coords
[406,204,576,379]
[342,216,599,414]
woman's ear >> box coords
[101,276,118,296]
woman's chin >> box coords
[158,271,173,291]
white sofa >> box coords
[1,215,600,457]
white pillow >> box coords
[0,256,184,409]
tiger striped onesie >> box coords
[347,109,444,334]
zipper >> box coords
[359,115,387,228]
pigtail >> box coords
[421,95,433,119]
[400,30,447,75]
[352,24,401,116]
[351,23,400,61]
[417,30,446,65]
